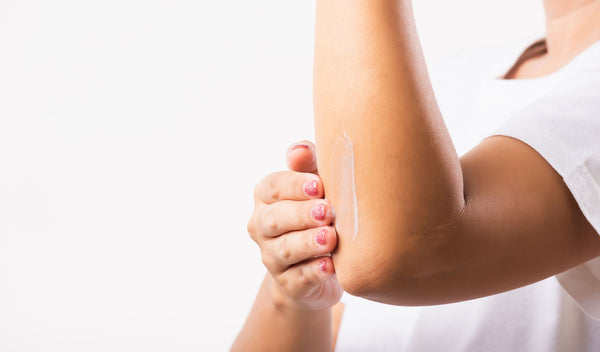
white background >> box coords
[0,1,544,351]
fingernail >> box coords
[304,180,318,197]
[315,229,327,245]
[311,203,327,221]
[318,258,328,272]
[291,144,311,151]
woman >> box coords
[233,0,600,350]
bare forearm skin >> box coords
[313,0,465,304]
[231,274,332,352]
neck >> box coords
[543,0,600,62]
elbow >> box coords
[332,224,460,305]
[329,229,412,302]
[333,254,386,299]
[333,244,415,303]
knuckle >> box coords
[254,172,278,202]
[266,175,281,201]
[247,219,256,239]
[260,205,280,234]
[247,207,263,240]
[268,188,280,204]
[261,252,274,271]
[278,275,291,294]
[264,212,279,234]
[305,231,316,251]
[285,281,302,301]
[252,204,278,236]
[286,288,301,302]
[278,236,292,262]
[298,265,316,288]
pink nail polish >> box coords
[315,229,327,245]
[304,180,318,197]
[311,203,327,221]
[318,258,327,272]
[291,144,311,151]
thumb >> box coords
[286,140,319,174]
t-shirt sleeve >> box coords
[488,67,600,320]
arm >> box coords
[313,0,600,305]
[232,144,343,351]
[231,274,333,352]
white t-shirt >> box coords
[334,38,600,352]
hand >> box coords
[247,141,343,311]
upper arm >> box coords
[418,135,599,303]
[446,135,600,299]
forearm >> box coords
[313,0,465,303]
[231,274,332,352]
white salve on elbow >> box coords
[331,132,359,242]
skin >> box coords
[331,133,359,243]
[313,0,600,304]
[512,0,600,79]
[233,0,600,350]
[232,143,342,352]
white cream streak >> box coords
[332,132,359,242]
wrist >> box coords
[265,273,331,315]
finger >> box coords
[257,199,334,237]
[261,226,337,274]
[273,256,335,302]
[254,170,323,204]
[286,140,318,174]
